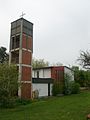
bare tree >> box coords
[78,50,90,69]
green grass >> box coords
[0,91,90,120]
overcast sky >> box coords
[0,0,90,67]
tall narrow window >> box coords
[11,51,19,64]
[16,35,20,48]
[12,37,15,49]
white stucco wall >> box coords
[32,68,51,78]
[32,83,53,97]
[43,69,51,78]
[32,84,48,97]
[64,67,74,81]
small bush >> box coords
[63,82,72,95]
[0,64,18,108]
[15,98,32,106]
[64,74,72,95]
[0,89,14,108]
[71,82,80,94]
[0,98,16,108]
[52,82,64,96]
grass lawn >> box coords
[0,91,90,120]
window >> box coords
[11,51,19,64]
[12,37,15,49]
[16,35,20,48]
[11,35,20,50]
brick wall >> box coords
[22,34,32,50]
[51,67,64,83]
[21,83,32,99]
[21,33,32,99]
[22,50,32,65]
[22,66,31,81]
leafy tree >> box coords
[72,66,79,72]
[78,70,86,87]
[0,46,9,63]
[0,64,18,107]
[32,58,49,68]
[72,66,90,87]
[78,50,90,69]
[84,70,90,87]
[72,66,80,82]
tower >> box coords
[9,17,33,99]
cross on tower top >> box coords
[20,12,26,18]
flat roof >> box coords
[33,66,73,71]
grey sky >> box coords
[0,0,90,66]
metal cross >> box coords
[20,12,26,18]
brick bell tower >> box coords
[9,17,33,99]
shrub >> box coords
[15,98,32,106]
[0,97,16,108]
[64,73,72,95]
[71,82,80,94]
[52,82,64,96]
[0,64,18,108]
[63,83,72,95]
